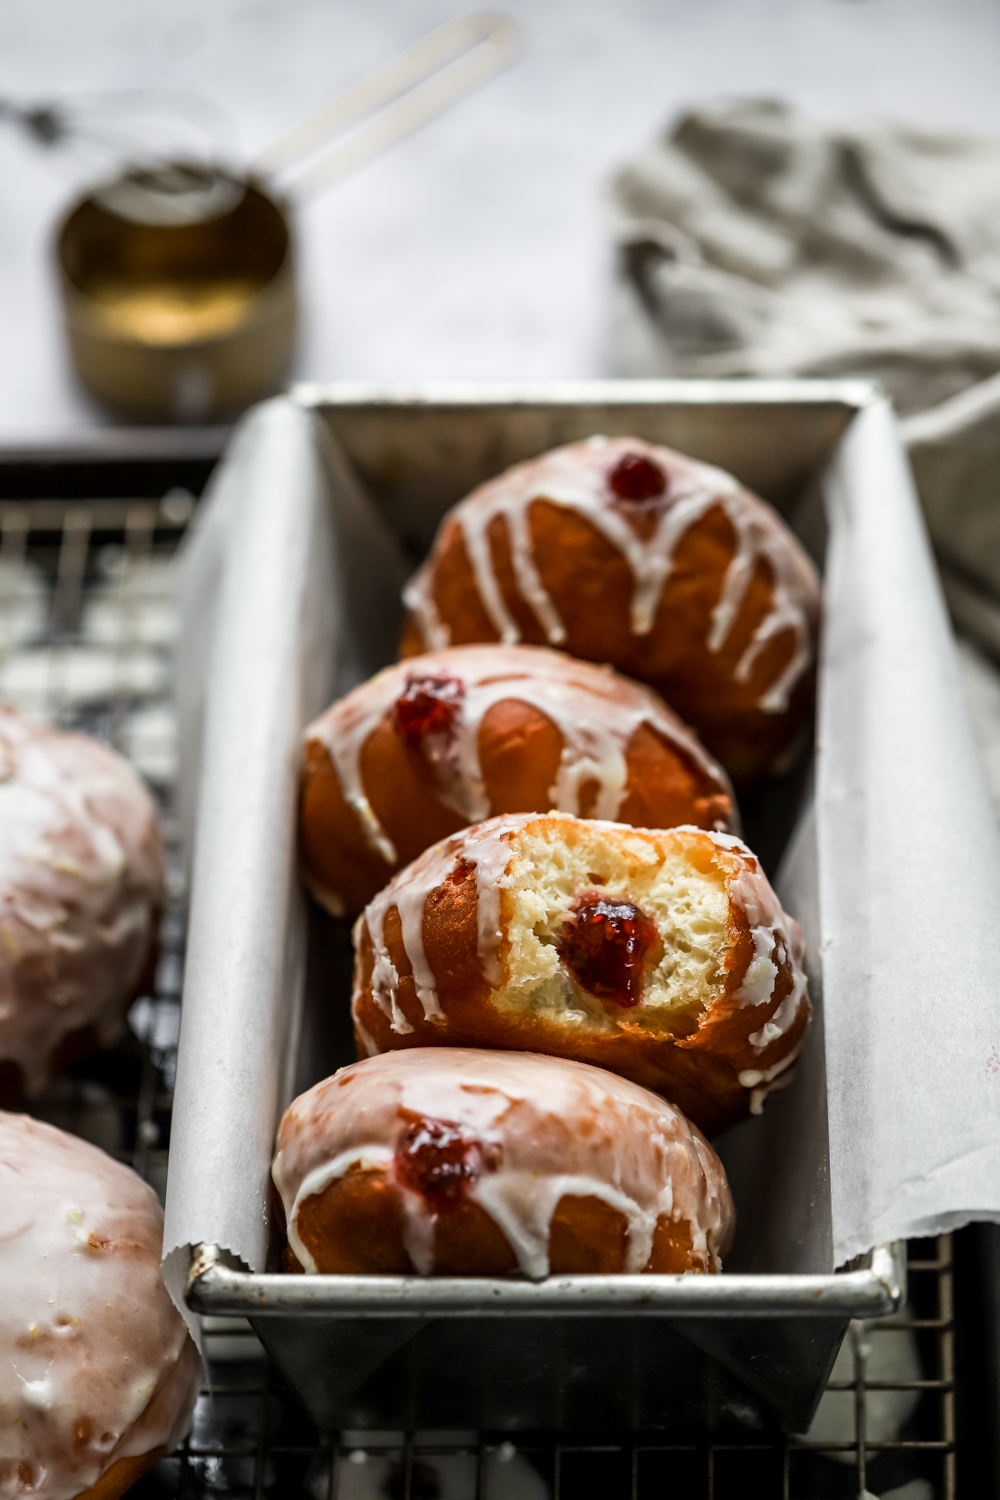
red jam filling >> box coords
[609,452,667,503]
[394,1115,483,1210]
[556,890,658,1008]
[393,674,465,750]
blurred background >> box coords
[2,0,1000,437]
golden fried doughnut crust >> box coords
[75,1449,166,1500]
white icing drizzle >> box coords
[506,498,567,643]
[273,1049,734,1280]
[402,574,450,650]
[349,911,390,1047]
[0,708,164,1094]
[736,926,778,1009]
[691,826,810,1068]
[471,1170,658,1278]
[397,1184,438,1274]
[404,436,817,714]
[306,644,733,868]
[738,1050,801,1091]
[468,828,515,987]
[353,796,398,867]
[395,875,446,1022]
[747,1069,796,1116]
[748,962,808,1051]
[359,897,412,1034]
[356,818,526,1030]
[740,1047,803,1115]
[0,1112,199,1497]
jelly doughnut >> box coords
[300,644,735,917]
[273,1048,734,1278]
[400,436,820,784]
[351,813,810,1136]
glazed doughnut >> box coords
[0,707,164,1107]
[273,1048,734,1278]
[300,644,735,917]
[0,1111,200,1500]
[400,435,820,784]
[352,814,809,1136]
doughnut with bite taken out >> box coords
[351,813,810,1136]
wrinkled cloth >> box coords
[611,97,1000,662]
[611,98,1000,410]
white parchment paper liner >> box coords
[817,401,1000,1264]
[162,387,1000,1332]
[161,397,407,1331]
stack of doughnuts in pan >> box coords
[280,434,818,1280]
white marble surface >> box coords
[1,0,1000,436]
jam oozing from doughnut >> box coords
[393,675,465,749]
[394,1115,483,1209]
[557,891,658,1007]
[608,452,667,503]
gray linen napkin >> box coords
[611,97,1000,719]
[611,98,1000,411]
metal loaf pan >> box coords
[177,380,904,1437]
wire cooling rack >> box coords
[1,476,957,1500]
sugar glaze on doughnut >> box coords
[273,1049,735,1279]
[401,437,820,783]
[300,645,735,915]
[404,435,815,713]
[352,814,810,1134]
[0,1112,199,1500]
[0,707,164,1100]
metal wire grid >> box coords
[164,1237,956,1500]
[1,493,194,1197]
[0,492,955,1500]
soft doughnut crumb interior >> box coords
[495,824,730,1034]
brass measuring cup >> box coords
[54,12,522,423]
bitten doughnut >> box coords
[352,814,809,1136]
[273,1048,734,1278]
[300,644,735,917]
[400,436,820,784]
[0,707,164,1107]
[0,1111,200,1500]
